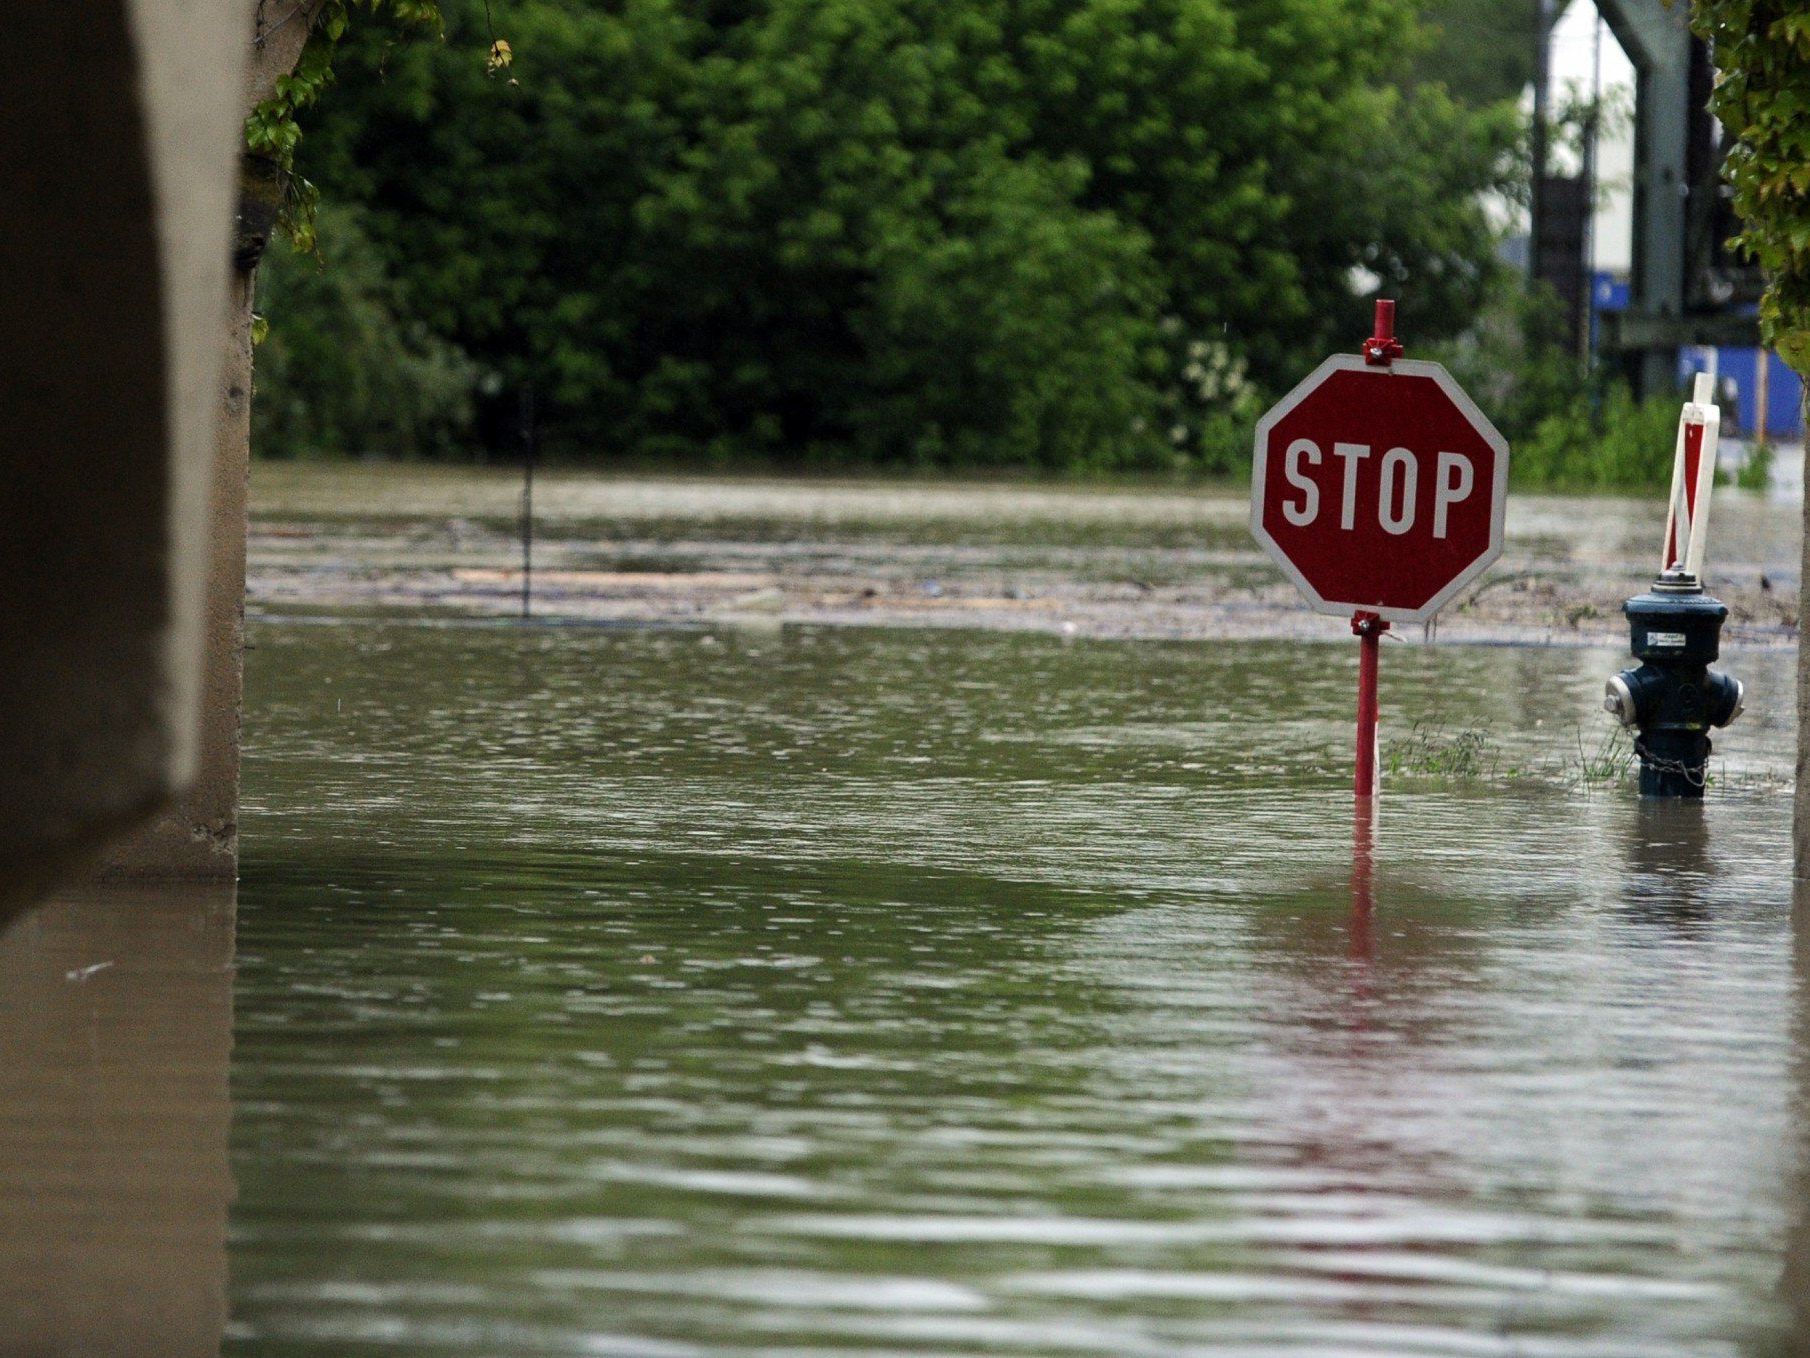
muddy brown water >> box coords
[246,464,1802,647]
[3,467,1806,1356]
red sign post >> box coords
[1251,302,1509,796]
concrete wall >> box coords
[0,1,249,905]
[100,276,255,880]
[98,7,317,884]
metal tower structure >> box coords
[1584,0,1762,394]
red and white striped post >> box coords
[1662,372,1720,578]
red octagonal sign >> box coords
[1251,355,1509,623]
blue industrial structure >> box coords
[1701,348,1803,440]
[1593,271,1802,438]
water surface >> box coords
[247,464,1803,646]
[230,619,1804,1356]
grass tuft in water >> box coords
[1383,720,1661,790]
[1571,724,1635,786]
[1384,721,1505,781]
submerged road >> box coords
[249,464,1803,649]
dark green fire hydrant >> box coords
[1603,573,1744,797]
[1601,374,1745,798]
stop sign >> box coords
[1250,355,1508,623]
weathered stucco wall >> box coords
[100,277,254,879]
[0,1,248,905]
[102,8,317,881]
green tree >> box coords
[254,204,479,458]
[1692,0,1810,377]
[283,0,1517,469]
[1689,0,1810,869]
[1414,0,1539,107]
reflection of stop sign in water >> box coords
[1251,355,1508,622]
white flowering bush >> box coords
[1153,320,1265,475]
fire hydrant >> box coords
[1603,573,1743,797]
[1601,373,1744,798]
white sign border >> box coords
[1249,353,1511,625]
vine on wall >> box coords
[245,0,508,251]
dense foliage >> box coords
[254,204,479,457]
[1415,0,1538,108]
[1691,0,1810,381]
[1509,386,1688,490]
[268,0,1519,468]
[245,0,448,252]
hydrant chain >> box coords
[1632,736,1710,789]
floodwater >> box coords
[2,470,1805,1357]
[247,465,1801,646]
[0,884,233,1353]
[222,615,1802,1356]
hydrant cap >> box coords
[1623,588,1728,665]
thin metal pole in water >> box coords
[519,384,536,621]
[1353,612,1386,798]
